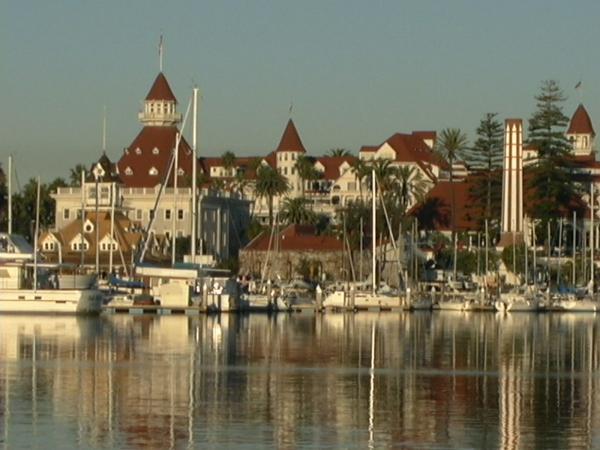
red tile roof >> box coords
[275,119,307,153]
[198,156,262,180]
[117,126,193,187]
[315,156,357,180]
[567,104,595,136]
[145,72,177,102]
[243,224,343,252]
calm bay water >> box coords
[0,312,599,449]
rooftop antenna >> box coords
[159,34,164,73]
[102,106,107,153]
[575,78,583,103]
[288,99,293,117]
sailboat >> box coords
[0,172,103,314]
[323,169,415,310]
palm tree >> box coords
[221,151,236,178]
[351,158,371,199]
[328,148,351,157]
[233,170,248,199]
[279,197,316,225]
[255,165,289,226]
[295,155,320,196]
[437,128,468,278]
[69,163,87,186]
[396,165,427,213]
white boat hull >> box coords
[0,289,103,314]
[323,290,402,308]
[557,299,599,312]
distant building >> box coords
[239,224,344,280]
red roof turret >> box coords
[275,119,307,153]
[567,104,595,136]
[145,72,177,102]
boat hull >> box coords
[0,289,103,314]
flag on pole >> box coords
[575,80,582,90]
[288,100,293,116]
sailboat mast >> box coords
[591,183,595,291]
[371,169,376,295]
[7,155,12,234]
[573,211,576,286]
[80,170,85,267]
[33,177,41,292]
[171,132,179,266]
[191,87,198,260]
[109,182,115,275]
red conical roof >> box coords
[275,119,307,153]
[567,104,595,136]
[145,72,177,102]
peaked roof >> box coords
[145,72,177,102]
[275,119,307,153]
[567,104,595,136]
[315,156,356,180]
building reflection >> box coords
[0,312,599,448]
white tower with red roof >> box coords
[273,119,307,196]
[566,104,595,156]
[138,73,182,126]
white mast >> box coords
[33,177,41,292]
[7,155,12,234]
[159,34,164,73]
[171,132,179,266]
[80,170,85,267]
[573,211,577,286]
[591,183,595,291]
[109,181,115,275]
[371,169,376,295]
[102,106,107,152]
[191,87,198,260]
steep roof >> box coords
[86,153,122,183]
[275,119,307,153]
[117,126,193,188]
[243,224,343,252]
[567,104,595,136]
[145,72,177,102]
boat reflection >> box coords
[0,312,599,449]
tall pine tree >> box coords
[465,113,503,226]
[527,80,578,222]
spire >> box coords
[275,119,307,153]
[567,104,595,136]
[145,73,177,102]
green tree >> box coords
[279,197,316,225]
[255,165,289,227]
[527,80,580,224]
[466,113,504,225]
[351,158,371,200]
[69,164,87,187]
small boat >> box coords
[0,234,103,314]
[555,297,599,312]
[495,290,541,312]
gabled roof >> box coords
[117,126,193,188]
[275,119,307,153]
[86,153,122,183]
[567,104,595,136]
[145,72,177,102]
[198,156,262,180]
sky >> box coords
[2,0,600,183]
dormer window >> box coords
[149,167,158,176]
[178,168,185,176]
[152,147,160,155]
[125,166,133,176]
[135,148,142,155]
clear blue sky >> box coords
[2,0,599,183]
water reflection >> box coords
[1,312,600,449]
